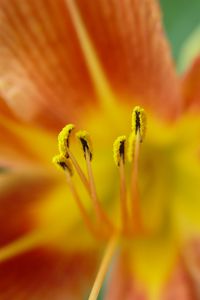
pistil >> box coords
[88,235,118,300]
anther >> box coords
[113,136,128,233]
[76,130,93,160]
[130,106,147,233]
[52,154,73,176]
[132,106,147,143]
[58,124,75,157]
[127,132,135,162]
[113,136,126,167]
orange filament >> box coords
[85,151,114,233]
[67,148,90,193]
[67,148,114,235]
[130,132,143,233]
[119,157,129,233]
[65,171,100,237]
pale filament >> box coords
[88,235,118,300]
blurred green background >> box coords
[160,0,200,70]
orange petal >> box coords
[0,0,181,129]
[73,0,182,119]
[182,238,200,290]
[0,173,56,247]
[105,253,199,300]
[0,0,96,129]
[0,247,97,299]
[0,120,41,171]
[0,95,18,121]
[0,105,58,171]
[105,253,147,300]
[162,258,198,300]
[182,56,200,112]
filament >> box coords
[88,235,118,300]
[85,151,114,232]
[65,171,100,237]
[67,148,90,193]
[119,157,129,233]
[130,132,143,232]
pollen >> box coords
[127,132,135,162]
[113,136,126,166]
[52,154,73,176]
[132,106,147,142]
[76,130,93,160]
[58,124,75,156]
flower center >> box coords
[53,106,147,240]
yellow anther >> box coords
[113,136,126,166]
[52,154,73,176]
[132,106,147,142]
[58,124,75,156]
[76,130,93,160]
[127,132,135,162]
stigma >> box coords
[53,106,147,239]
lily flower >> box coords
[0,0,200,299]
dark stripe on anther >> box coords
[119,140,125,165]
[80,138,92,160]
[135,111,141,135]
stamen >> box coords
[132,106,147,143]
[53,106,148,240]
[129,106,147,232]
[88,235,118,300]
[113,136,129,232]
[113,135,126,167]
[77,130,114,232]
[52,153,73,176]
[52,154,100,236]
[57,125,90,192]
[58,123,75,157]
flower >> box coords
[0,0,200,299]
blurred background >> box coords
[160,0,200,73]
